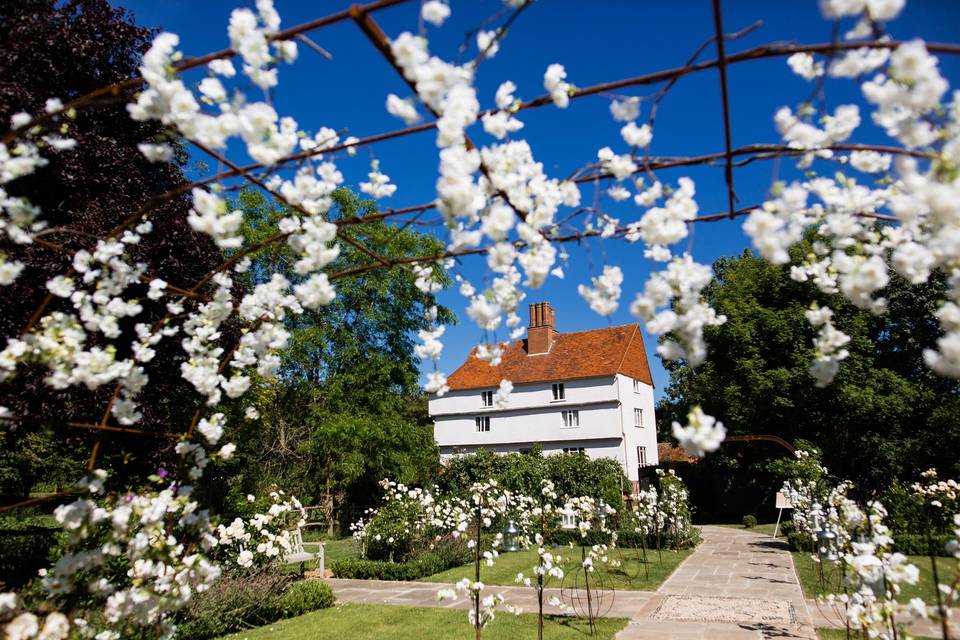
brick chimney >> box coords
[527,302,558,355]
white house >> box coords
[429,302,658,493]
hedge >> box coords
[544,528,700,550]
[894,533,954,557]
[331,551,455,581]
[0,516,61,589]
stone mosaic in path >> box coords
[650,594,794,625]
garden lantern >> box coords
[502,519,521,552]
[816,528,838,562]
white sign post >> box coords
[773,491,793,539]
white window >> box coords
[481,390,494,407]
[552,383,565,400]
[634,408,643,427]
[561,410,579,428]
[637,446,648,467]
[560,511,576,529]
[475,416,490,432]
[633,378,641,393]
[562,447,585,455]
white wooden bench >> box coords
[284,524,325,577]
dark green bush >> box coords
[277,579,335,617]
[429,536,472,568]
[331,547,467,581]
[436,448,628,515]
[0,515,61,589]
[742,515,757,529]
[787,531,813,552]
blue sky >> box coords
[115,0,960,399]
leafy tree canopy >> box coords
[658,241,960,507]
[199,189,449,523]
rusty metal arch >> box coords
[724,434,796,455]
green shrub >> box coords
[277,580,335,617]
[175,570,290,640]
[436,448,628,515]
[0,515,61,589]
[429,536,472,568]
[363,497,424,562]
[787,531,813,552]
[331,548,467,581]
[742,515,757,529]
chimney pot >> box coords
[527,302,557,355]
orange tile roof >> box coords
[446,324,653,391]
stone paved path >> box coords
[614,526,816,640]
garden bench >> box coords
[283,524,325,577]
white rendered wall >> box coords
[430,377,618,416]
[614,374,659,482]
[432,400,622,448]
[429,375,658,483]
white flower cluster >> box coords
[630,254,727,366]
[671,405,726,458]
[215,491,305,569]
[14,470,223,638]
[805,305,851,386]
[745,31,960,384]
[359,160,397,199]
[129,29,299,164]
[577,265,623,316]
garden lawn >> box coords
[422,546,692,592]
[792,551,954,606]
[221,603,627,639]
[715,522,784,537]
[816,629,936,639]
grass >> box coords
[221,603,628,640]
[422,545,692,592]
[816,629,937,639]
[792,550,955,606]
[714,522,785,538]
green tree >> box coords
[199,190,447,527]
[658,244,960,517]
